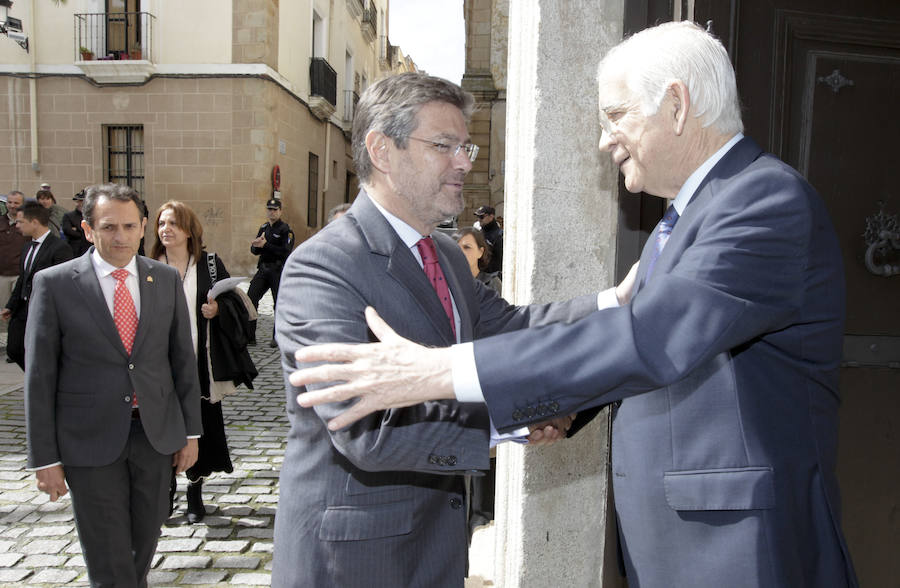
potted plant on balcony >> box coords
[79,46,94,61]
[128,42,142,60]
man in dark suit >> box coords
[290,22,858,588]
[2,202,72,369]
[25,183,202,587]
[61,190,90,257]
[270,73,622,588]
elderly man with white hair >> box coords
[289,21,858,588]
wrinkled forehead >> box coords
[597,67,633,110]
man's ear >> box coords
[365,131,391,174]
[81,219,94,244]
[668,80,691,136]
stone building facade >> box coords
[0,0,413,274]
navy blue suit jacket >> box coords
[475,137,857,587]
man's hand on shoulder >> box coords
[35,465,68,502]
[173,438,199,474]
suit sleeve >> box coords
[478,166,817,432]
[51,241,73,264]
[277,239,490,475]
[24,271,63,467]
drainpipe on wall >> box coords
[319,0,335,227]
[29,0,38,172]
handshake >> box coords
[526,414,577,446]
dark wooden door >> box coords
[692,1,900,585]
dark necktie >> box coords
[24,241,39,275]
[415,237,456,339]
[644,205,679,282]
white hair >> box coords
[598,21,743,135]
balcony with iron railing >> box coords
[361,2,376,43]
[74,11,155,83]
[309,57,337,121]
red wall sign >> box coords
[272,165,281,190]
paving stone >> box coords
[0,539,16,552]
[0,552,24,566]
[28,525,75,537]
[146,570,179,584]
[250,542,274,553]
[237,528,274,539]
[39,513,74,523]
[235,517,270,528]
[181,570,228,584]
[0,568,32,582]
[220,506,254,516]
[24,539,69,554]
[28,568,80,583]
[21,554,68,567]
[218,494,253,504]
[156,538,203,552]
[159,555,212,569]
[66,554,85,566]
[160,525,196,537]
[204,539,250,553]
[213,555,261,569]
[194,526,232,539]
[231,572,272,585]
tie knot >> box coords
[111,269,129,282]
[416,237,438,264]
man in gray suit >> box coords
[271,73,630,588]
[291,22,857,588]
[25,183,202,587]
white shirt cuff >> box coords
[29,462,62,472]
[451,342,485,403]
[597,286,620,310]
[490,419,530,447]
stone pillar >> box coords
[495,1,625,586]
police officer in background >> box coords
[61,190,90,257]
[249,198,294,346]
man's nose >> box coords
[598,129,615,152]
[452,148,473,173]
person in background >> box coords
[62,190,90,257]
[327,202,352,224]
[0,191,26,305]
[2,202,72,369]
[35,190,66,238]
[453,227,501,293]
[248,198,293,347]
[152,200,255,524]
[473,205,503,275]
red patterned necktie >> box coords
[415,237,456,339]
[112,269,138,406]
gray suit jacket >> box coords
[25,250,202,468]
[477,138,857,587]
[271,192,596,588]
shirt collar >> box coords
[671,132,744,215]
[369,195,429,249]
[91,249,138,279]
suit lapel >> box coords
[353,192,456,346]
[71,250,129,358]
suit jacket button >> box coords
[512,410,524,421]
[124,395,131,403]
[128,363,134,370]
[525,406,536,418]
[428,454,439,465]
[449,497,462,509]
[549,401,559,412]
[537,404,548,416]
[447,456,457,466]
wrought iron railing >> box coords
[361,2,376,34]
[74,11,154,62]
[310,58,337,107]
[343,90,359,124]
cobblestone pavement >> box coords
[0,291,497,587]
[0,293,285,587]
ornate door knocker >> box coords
[863,203,900,277]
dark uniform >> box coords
[61,193,90,257]
[249,198,294,343]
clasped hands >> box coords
[291,307,574,445]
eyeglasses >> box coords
[407,137,479,162]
